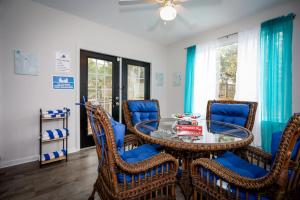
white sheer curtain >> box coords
[193,42,217,117]
[235,27,261,147]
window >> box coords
[217,43,238,100]
[87,58,113,113]
[127,64,145,100]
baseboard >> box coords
[0,147,79,169]
[0,155,38,169]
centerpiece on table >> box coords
[172,113,202,136]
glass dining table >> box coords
[135,118,254,200]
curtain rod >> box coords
[184,32,238,49]
[217,32,238,40]
[184,13,296,50]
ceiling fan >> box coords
[118,0,193,22]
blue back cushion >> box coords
[127,101,158,125]
[210,103,250,127]
[271,131,300,162]
[110,118,125,155]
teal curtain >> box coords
[260,13,294,152]
[184,45,196,114]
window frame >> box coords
[216,34,238,100]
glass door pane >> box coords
[80,50,119,148]
[87,58,113,114]
[127,65,145,100]
[86,58,113,135]
[122,59,150,102]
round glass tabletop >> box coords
[135,118,253,151]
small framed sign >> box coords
[52,75,75,89]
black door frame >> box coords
[80,49,120,148]
[80,50,151,149]
[122,58,151,101]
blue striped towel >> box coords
[42,149,67,161]
[42,108,70,118]
[42,128,69,141]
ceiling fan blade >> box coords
[119,4,160,12]
[146,18,161,31]
[175,0,191,2]
[119,0,160,6]
[176,4,197,25]
[177,0,222,6]
[177,14,195,29]
[147,18,176,31]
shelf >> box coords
[40,108,69,167]
[42,116,67,120]
[41,156,66,165]
[41,149,67,165]
[42,137,67,143]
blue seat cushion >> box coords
[120,144,158,163]
[197,156,269,200]
[210,103,250,127]
[214,151,268,178]
[271,131,300,162]
[201,151,269,200]
[117,144,167,183]
[127,101,158,126]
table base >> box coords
[165,150,211,200]
[178,170,193,200]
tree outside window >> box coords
[217,43,238,100]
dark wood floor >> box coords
[0,148,185,200]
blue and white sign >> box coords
[52,75,74,89]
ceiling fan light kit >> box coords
[160,1,177,21]
[119,0,190,22]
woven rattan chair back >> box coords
[123,99,161,134]
[270,113,300,194]
[206,100,258,131]
[191,113,300,200]
[85,102,178,200]
[85,102,117,176]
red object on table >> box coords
[176,125,203,136]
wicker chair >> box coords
[123,99,161,136]
[191,113,300,200]
[206,100,258,131]
[85,102,178,200]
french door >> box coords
[80,50,150,148]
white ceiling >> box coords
[33,0,293,45]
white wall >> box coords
[165,0,300,116]
[0,0,4,163]
[0,0,169,168]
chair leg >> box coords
[172,184,176,200]
[88,185,96,200]
[193,190,197,200]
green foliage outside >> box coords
[218,43,238,99]
[87,58,112,102]
[219,44,237,83]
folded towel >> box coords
[42,128,69,140]
[42,108,70,118]
[42,149,67,161]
